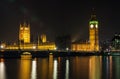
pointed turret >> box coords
[90,8,97,21]
[19,21,30,43]
[89,8,99,51]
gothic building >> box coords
[19,22,30,43]
[71,12,99,52]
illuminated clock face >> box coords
[95,24,98,28]
[90,24,94,28]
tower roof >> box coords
[20,21,30,27]
[23,21,27,26]
[90,8,97,21]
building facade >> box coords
[89,14,99,51]
[5,22,56,50]
[71,12,99,52]
[111,33,120,50]
[19,22,30,43]
[41,34,47,43]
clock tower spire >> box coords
[89,9,99,51]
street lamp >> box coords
[0,45,4,49]
[66,47,69,51]
[54,47,57,50]
[33,46,36,49]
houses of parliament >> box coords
[1,12,100,52]
[5,22,56,50]
[71,12,99,51]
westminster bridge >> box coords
[1,49,120,58]
[0,49,102,58]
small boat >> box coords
[21,52,32,59]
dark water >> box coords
[0,55,120,79]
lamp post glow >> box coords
[0,45,4,49]
[66,48,69,51]
[0,44,5,49]
[33,46,36,49]
[54,47,57,50]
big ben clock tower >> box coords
[89,10,99,51]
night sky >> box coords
[0,0,120,43]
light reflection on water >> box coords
[53,59,58,79]
[19,59,32,79]
[65,59,69,79]
[31,59,37,79]
[1,55,120,79]
[89,56,101,79]
[112,56,120,79]
[0,59,6,79]
[37,57,48,79]
[48,55,53,79]
[70,56,89,79]
[102,56,113,79]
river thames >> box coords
[0,55,120,79]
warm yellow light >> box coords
[41,34,47,43]
[19,23,30,43]
[54,47,57,50]
[20,28,23,30]
[25,27,28,30]
[33,46,36,49]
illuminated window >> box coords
[25,27,28,30]
[90,24,94,28]
[95,24,98,28]
[20,27,23,30]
